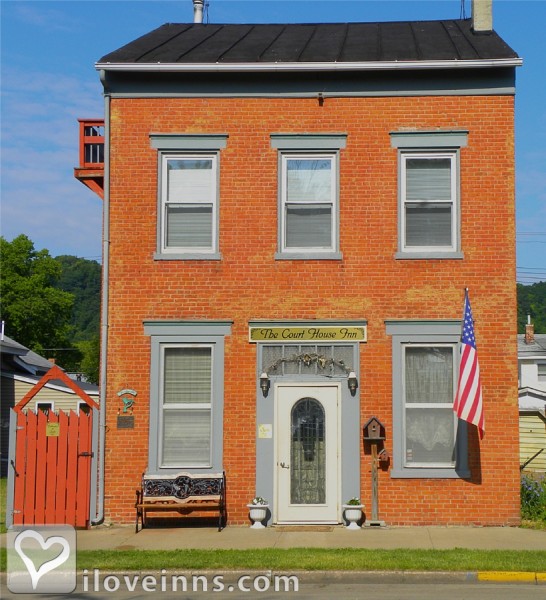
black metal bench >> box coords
[135,471,226,532]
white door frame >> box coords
[274,382,341,524]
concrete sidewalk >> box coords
[2,525,545,588]
[76,524,546,552]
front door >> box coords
[275,384,339,523]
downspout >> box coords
[92,75,110,524]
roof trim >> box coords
[96,58,522,73]
[2,371,99,395]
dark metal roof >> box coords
[98,20,519,67]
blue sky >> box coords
[1,0,545,282]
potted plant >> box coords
[247,497,269,528]
[342,497,364,530]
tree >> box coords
[517,282,546,333]
[76,334,100,384]
[0,235,74,353]
[54,255,101,341]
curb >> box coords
[477,571,546,584]
[74,569,546,585]
[287,570,546,584]
[1,570,545,585]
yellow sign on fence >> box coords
[46,422,60,437]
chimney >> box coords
[193,0,204,24]
[48,358,57,364]
[472,0,493,33]
[525,316,535,345]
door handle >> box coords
[279,462,290,469]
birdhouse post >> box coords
[363,417,386,526]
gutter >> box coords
[92,85,110,525]
[95,58,522,73]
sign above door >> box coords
[249,324,367,343]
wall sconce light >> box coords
[347,371,358,396]
[260,372,270,397]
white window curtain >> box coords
[162,346,212,466]
[404,346,455,465]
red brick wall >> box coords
[104,95,519,525]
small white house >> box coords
[518,323,546,472]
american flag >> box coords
[454,290,484,439]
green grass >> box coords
[1,475,544,573]
[2,547,545,573]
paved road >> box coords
[1,582,545,600]
[2,570,545,600]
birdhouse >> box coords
[363,417,386,441]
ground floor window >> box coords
[404,345,456,467]
[386,320,469,478]
[161,345,212,467]
[144,320,232,474]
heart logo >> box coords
[14,529,71,590]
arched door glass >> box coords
[290,397,325,504]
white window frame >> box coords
[386,320,469,479]
[150,134,227,261]
[160,153,219,256]
[402,343,457,469]
[159,343,214,469]
[400,152,457,254]
[78,401,91,415]
[270,134,346,260]
[35,401,54,415]
[537,362,546,382]
[279,152,338,255]
[390,130,467,260]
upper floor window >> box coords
[281,154,336,254]
[401,152,456,252]
[271,134,346,260]
[150,134,228,260]
[391,131,468,260]
[162,155,217,254]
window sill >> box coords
[154,252,222,261]
[390,467,470,479]
[275,251,343,261]
[145,467,215,476]
[395,251,464,260]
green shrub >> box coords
[521,474,546,523]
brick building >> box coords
[88,3,522,525]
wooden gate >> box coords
[6,365,99,528]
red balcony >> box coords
[74,119,104,199]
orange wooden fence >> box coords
[11,408,95,528]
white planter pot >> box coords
[247,504,269,529]
[342,504,364,530]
